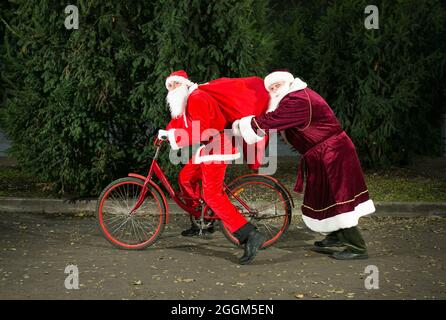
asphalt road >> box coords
[0,211,445,300]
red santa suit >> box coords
[164,73,248,233]
[238,72,375,234]
[161,71,270,264]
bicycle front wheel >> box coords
[223,175,292,249]
[96,177,166,250]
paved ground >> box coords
[0,211,444,300]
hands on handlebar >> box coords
[157,129,169,140]
[154,129,169,146]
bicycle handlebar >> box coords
[153,137,165,147]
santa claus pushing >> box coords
[234,71,375,260]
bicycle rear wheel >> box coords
[96,177,166,250]
[223,175,292,249]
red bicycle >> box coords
[96,138,293,250]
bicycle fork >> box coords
[129,145,161,215]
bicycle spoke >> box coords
[116,185,132,213]
[129,218,142,243]
[133,218,151,241]
[113,186,128,211]
[258,219,277,237]
[119,218,131,243]
[104,216,127,231]
[134,215,155,231]
[253,199,292,214]
[110,215,131,235]
[103,212,127,222]
[131,217,146,240]
[131,219,145,242]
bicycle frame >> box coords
[128,138,253,223]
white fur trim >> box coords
[239,115,264,144]
[232,120,241,136]
[188,83,198,93]
[289,78,307,92]
[302,199,375,234]
[167,129,180,150]
[264,71,295,90]
[193,145,241,164]
[165,75,194,89]
[265,77,308,114]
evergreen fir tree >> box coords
[270,0,446,167]
[0,0,273,196]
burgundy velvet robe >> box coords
[252,88,375,233]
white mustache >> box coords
[267,84,290,113]
[166,85,189,118]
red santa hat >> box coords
[264,71,295,91]
[165,70,194,89]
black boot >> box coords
[234,223,265,265]
[181,224,200,237]
[181,222,215,237]
[331,226,368,260]
[314,231,344,248]
[332,250,368,260]
[240,229,266,265]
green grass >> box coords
[364,169,446,202]
[0,165,53,198]
[226,160,446,203]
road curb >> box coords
[0,197,445,217]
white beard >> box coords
[266,83,291,113]
[166,84,189,118]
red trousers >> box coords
[178,161,248,233]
